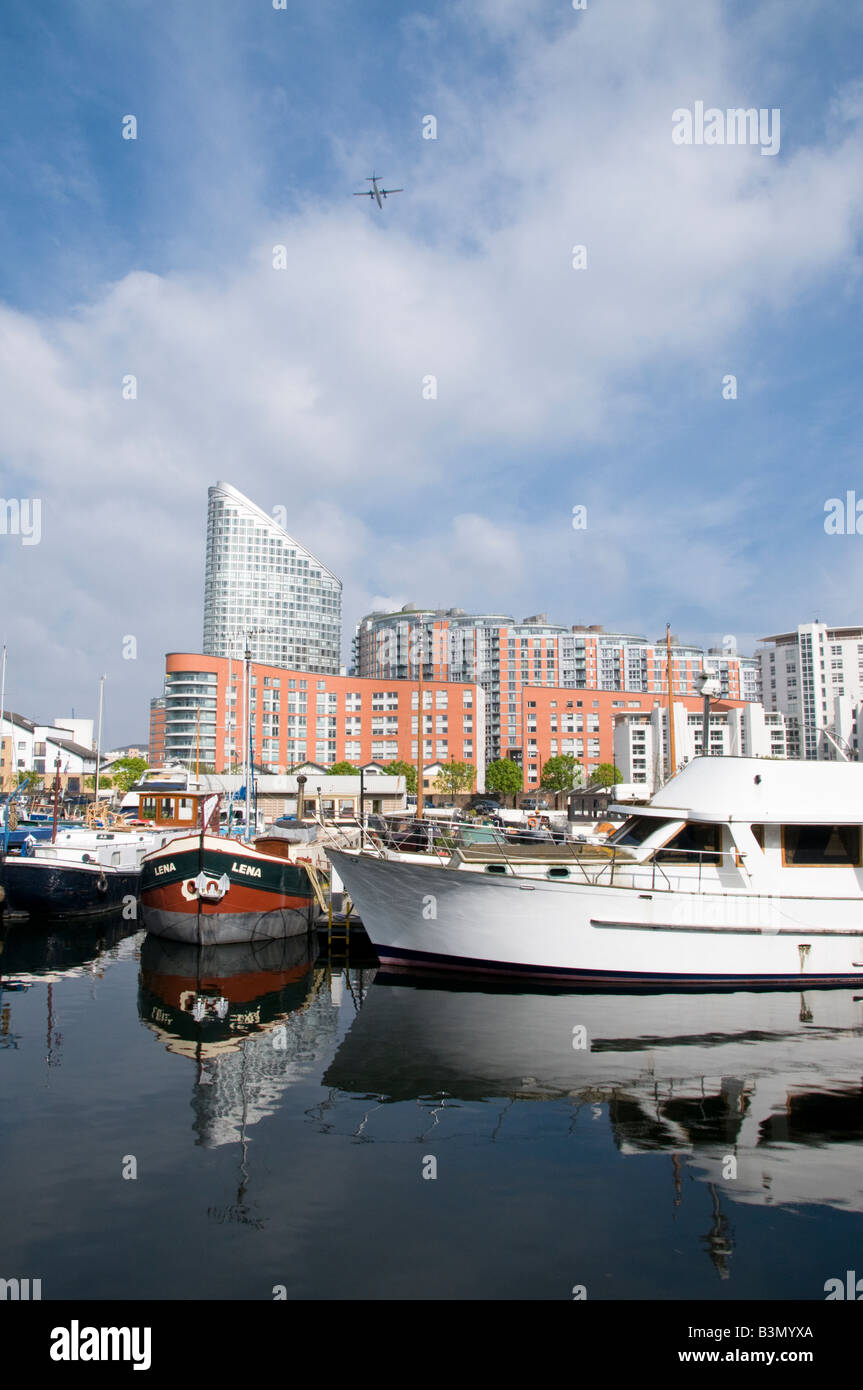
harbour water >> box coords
[3,913,863,1302]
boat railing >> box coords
[582,844,741,893]
[323,818,741,893]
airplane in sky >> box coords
[354,173,403,208]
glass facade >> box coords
[203,481,342,673]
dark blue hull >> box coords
[0,859,140,920]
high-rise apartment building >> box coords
[759,622,863,759]
[203,481,342,673]
[354,608,761,764]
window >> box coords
[610,816,674,848]
[782,825,861,867]
[655,823,722,864]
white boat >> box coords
[328,757,863,986]
[1,826,184,920]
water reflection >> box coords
[1,913,141,1061]
[138,935,351,1229]
[324,975,863,1225]
[1,911,140,987]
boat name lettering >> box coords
[231,861,262,877]
[154,862,175,875]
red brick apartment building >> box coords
[154,653,485,782]
[518,687,748,787]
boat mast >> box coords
[94,673,105,805]
[665,625,676,781]
[416,621,424,821]
[50,753,62,843]
[244,636,252,843]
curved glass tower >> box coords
[203,482,342,673]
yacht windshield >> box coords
[609,815,674,848]
[655,822,722,864]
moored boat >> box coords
[140,829,320,945]
[1,853,140,920]
[141,643,325,946]
[0,824,194,921]
[327,757,863,987]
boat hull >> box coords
[140,835,317,945]
[327,849,863,987]
[0,858,139,921]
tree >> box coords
[434,759,475,799]
[383,760,417,794]
[103,756,148,793]
[485,758,523,806]
[329,761,359,776]
[540,754,583,807]
[590,762,623,788]
[85,774,114,789]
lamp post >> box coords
[696,671,722,756]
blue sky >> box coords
[1,0,863,743]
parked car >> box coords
[472,799,502,815]
[521,797,549,811]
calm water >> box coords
[3,914,863,1301]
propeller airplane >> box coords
[354,173,403,209]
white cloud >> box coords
[3,1,863,736]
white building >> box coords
[203,481,342,674]
[52,717,94,749]
[759,623,863,760]
[32,727,96,785]
[1,713,97,791]
[0,712,36,788]
[613,701,788,795]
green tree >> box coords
[103,756,148,793]
[85,774,114,790]
[329,761,359,776]
[434,759,475,799]
[383,760,417,794]
[540,754,583,807]
[590,762,623,788]
[485,758,523,806]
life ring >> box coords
[96,871,108,894]
[528,817,539,828]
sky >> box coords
[1,0,863,745]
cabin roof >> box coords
[615,756,863,825]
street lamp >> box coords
[696,671,722,756]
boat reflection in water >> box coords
[139,933,343,1130]
[1,912,140,989]
[1,912,142,1066]
[139,934,345,1228]
[324,976,863,1257]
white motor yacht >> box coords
[328,757,863,986]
